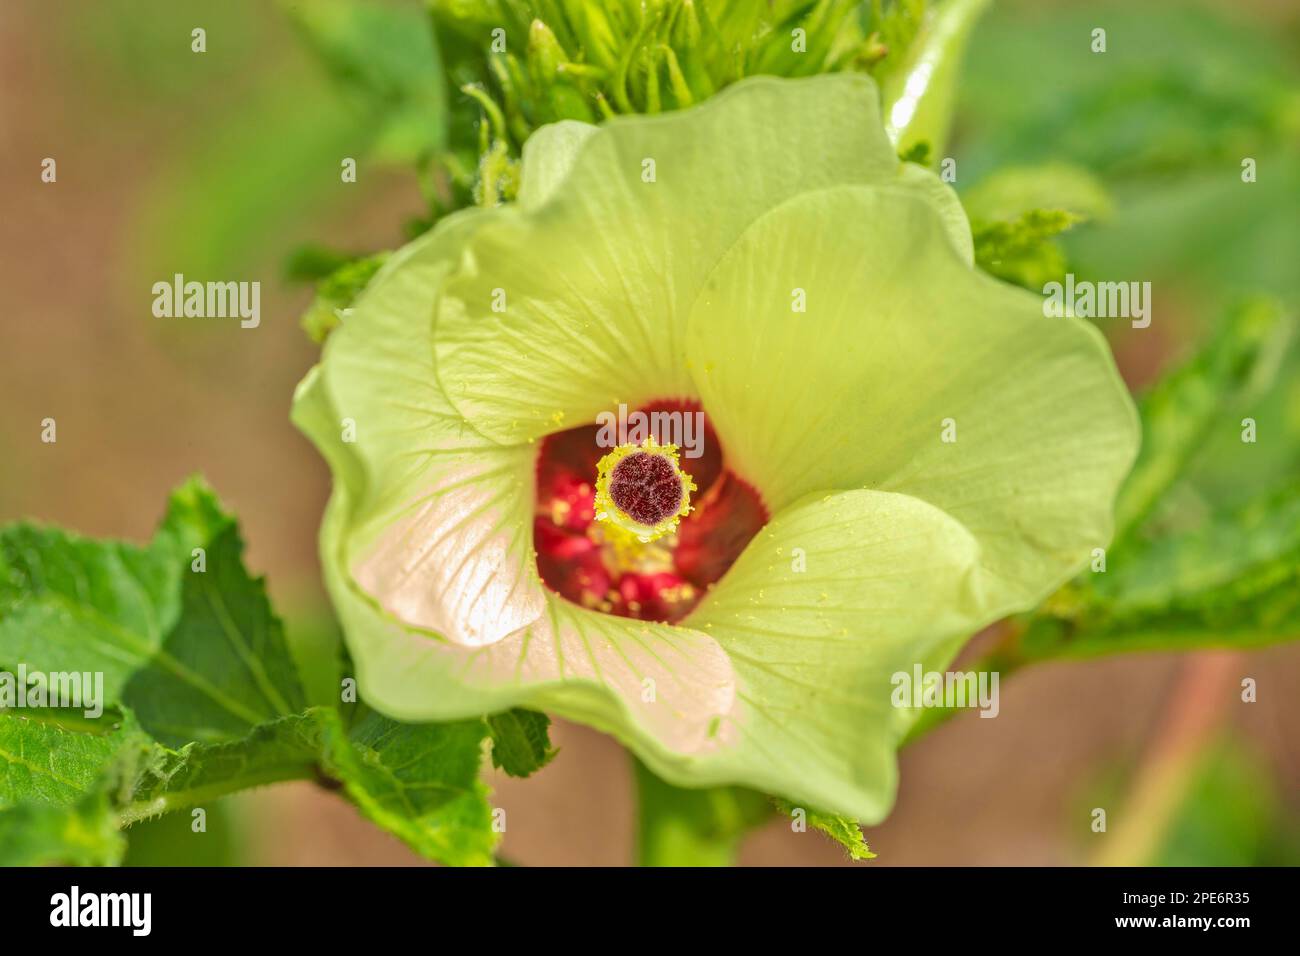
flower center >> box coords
[533,401,767,623]
[593,437,695,543]
[609,452,683,525]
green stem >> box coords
[117,762,319,827]
[631,755,770,866]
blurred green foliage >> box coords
[1152,743,1300,867]
[957,2,1300,177]
[48,0,444,297]
[957,0,1300,309]
[284,0,448,165]
[1080,739,1300,867]
[954,3,1300,658]
[123,802,239,866]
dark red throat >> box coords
[534,400,767,623]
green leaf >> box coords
[134,482,307,745]
[486,709,556,778]
[1028,485,1300,658]
[319,707,498,866]
[285,243,357,282]
[117,711,324,827]
[0,711,137,810]
[963,164,1115,290]
[0,790,124,867]
[0,525,177,703]
[961,164,1112,291]
[0,478,306,746]
[1092,487,1300,614]
[971,208,1080,290]
[299,251,391,344]
[1112,298,1292,542]
[772,798,876,861]
[633,758,772,867]
[115,705,500,867]
[1177,318,1300,514]
[0,476,315,866]
[0,709,141,865]
[0,480,502,867]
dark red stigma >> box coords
[609,451,684,525]
[534,400,767,623]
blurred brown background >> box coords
[1,0,1296,865]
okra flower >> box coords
[292,75,1137,820]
